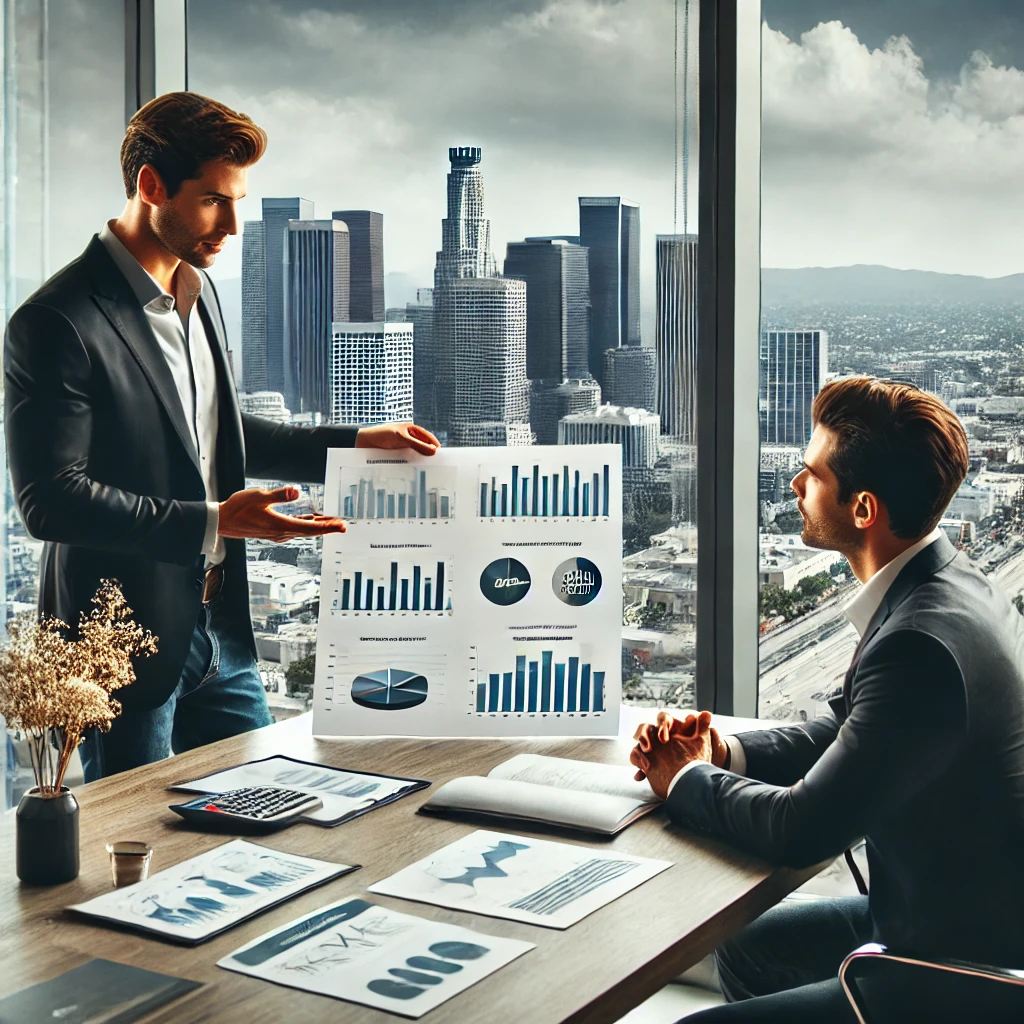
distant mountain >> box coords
[762,265,1024,306]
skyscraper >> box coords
[263,197,313,395]
[529,378,601,445]
[330,322,413,426]
[241,219,266,393]
[656,234,698,440]
[503,237,590,381]
[759,329,829,445]
[433,146,527,444]
[284,219,350,416]
[406,288,435,429]
[578,196,641,384]
[603,345,657,413]
[448,276,530,446]
[331,210,384,322]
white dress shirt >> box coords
[98,222,223,566]
[666,527,945,795]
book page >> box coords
[425,776,650,834]
[487,753,659,804]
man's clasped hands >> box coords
[630,710,732,800]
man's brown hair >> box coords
[121,92,267,199]
[812,376,969,539]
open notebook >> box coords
[419,753,661,835]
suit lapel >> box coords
[85,237,202,477]
[841,534,960,707]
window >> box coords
[1,0,128,807]
[187,0,701,718]
[757,1,1024,720]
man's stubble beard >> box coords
[152,203,214,269]
[801,506,861,559]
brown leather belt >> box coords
[202,563,225,604]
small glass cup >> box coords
[106,841,153,888]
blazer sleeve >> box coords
[666,629,967,868]
[242,413,360,483]
[731,715,841,786]
[4,301,209,565]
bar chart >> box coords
[327,556,453,613]
[473,649,607,714]
[478,461,611,519]
[339,465,456,521]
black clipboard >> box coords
[167,754,431,828]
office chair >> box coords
[839,942,1024,1023]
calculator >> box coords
[168,786,324,833]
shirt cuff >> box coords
[202,501,220,556]
[726,735,747,776]
[665,735,748,798]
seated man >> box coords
[631,376,1024,1022]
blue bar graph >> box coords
[477,651,606,713]
[334,559,451,612]
[479,461,612,518]
[341,466,455,520]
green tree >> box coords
[285,653,315,700]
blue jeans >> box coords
[80,596,273,783]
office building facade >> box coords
[331,210,384,322]
[504,237,590,381]
[559,405,660,469]
[241,219,266,393]
[447,276,530,446]
[330,322,414,426]
[759,329,829,445]
[284,219,350,416]
[603,345,657,413]
[262,197,314,395]
[578,196,641,384]
[656,234,698,440]
[530,378,601,445]
[406,288,436,430]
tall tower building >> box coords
[448,277,530,447]
[759,329,829,445]
[433,146,527,444]
[330,322,413,426]
[503,237,590,381]
[241,219,266,394]
[603,345,657,413]
[578,196,641,385]
[262,197,313,395]
[406,288,435,429]
[284,220,350,416]
[656,234,698,440]
[331,210,384,322]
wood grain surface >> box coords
[0,714,817,1023]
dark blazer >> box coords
[3,235,358,710]
[668,535,1024,966]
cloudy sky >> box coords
[26,0,1024,325]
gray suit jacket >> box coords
[4,236,359,710]
[667,535,1024,965]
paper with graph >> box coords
[219,896,533,1018]
[312,446,623,737]
[368,829,671,929]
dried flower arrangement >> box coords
[0,580,157,796]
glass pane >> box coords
[758,2,1024,720]
[1,0,127,805]
[187,0,700,719]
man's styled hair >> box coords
[120,92,267,199]
[812,376,969,539]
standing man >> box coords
[631,377,1024,1021]
[4,92,439,782]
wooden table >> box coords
[0,714,817,1023]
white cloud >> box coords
[762,20,1024,276]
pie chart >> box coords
[351,668,429,710]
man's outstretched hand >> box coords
[218,486,347,541]
[629,710,730,799]
[355,422,440,456]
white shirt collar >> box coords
[844,527,944,637]
[98,220,203,316]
